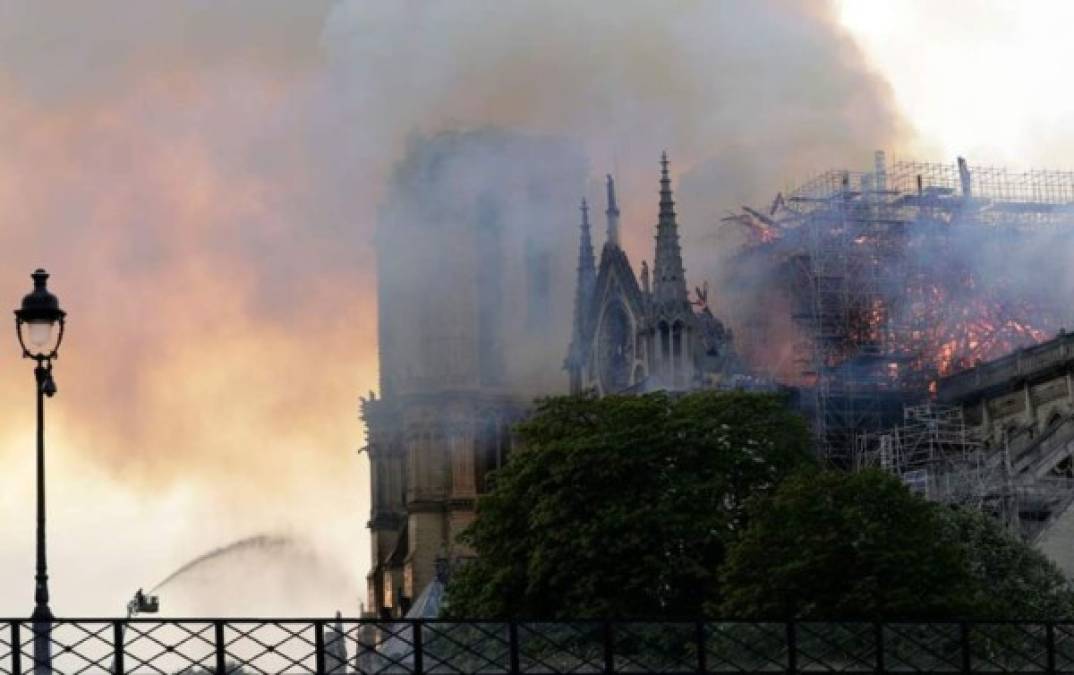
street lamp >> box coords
[15,269,65,674]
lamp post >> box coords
[14,269,66,675]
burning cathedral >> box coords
[363,140,1074,615]
[728,153,1074,570]
[361,136,736,618]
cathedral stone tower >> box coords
[362,130,585,618]
[568,153,737,395]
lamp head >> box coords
[14,269,65,359]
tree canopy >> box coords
[718,469,1074,619]
[718,469,972,619]
[444,390,1074,620]
[936,506,1074,620]
[443,390,815,619]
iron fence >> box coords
[2,619,1074,674]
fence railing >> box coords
[3,618,1074,674]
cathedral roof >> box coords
[593,244,646,319]
[593,172,645,321]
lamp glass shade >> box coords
[19,319,60,356]
[27,321,54,348]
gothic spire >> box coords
[605,174,620,248]
[567,198,597,374]
[577,198,596,296]
[652,151,689,307]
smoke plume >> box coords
[0,0,905,614]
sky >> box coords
[837,0,1074,168]
[0,0,1069,617]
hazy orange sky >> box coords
[0,0,1069,616]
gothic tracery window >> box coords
[672,321,684,385]
[599,303,633,392]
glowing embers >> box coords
[907,277,1050,379]
[727,175,1058,391]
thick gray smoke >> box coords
[0,0,907,615]
[0,2,332,102]
[377,129,588,396]
[323,0,906,387]
[725,157,1074,386]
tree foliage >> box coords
[718,469,1074,619]
[936,506,1074,619]
[443,390,814,619]
[718,470,972,619]
[443,390,1074,620]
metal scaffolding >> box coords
[855,404,996,505]
[730,153,1074,460]
[855,404,1074,541]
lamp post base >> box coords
[30,605,52,620]
[31,615,52,675]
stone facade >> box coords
[361,131,585,618]
[362,392,524,616]
[938,331,1074,462]
[566,154,737,395]
[936,332,1074,565]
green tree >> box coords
[718,470,971,619]
[718,469,1074,619]
[937,506,1074,619]
[443,390,814,619]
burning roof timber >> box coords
[726,152,1074,455]
[937,330,1074,405]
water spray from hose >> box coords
[148,534,293,594]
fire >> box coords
[725,212,781,245]
[908,282,1050,377]
[727,203,1055,390]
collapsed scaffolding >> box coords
[729,153,1074,460]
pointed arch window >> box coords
[672,321,685,385]
[475,414,502,494]
[599,303,634,392]
[659,321,671,364]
